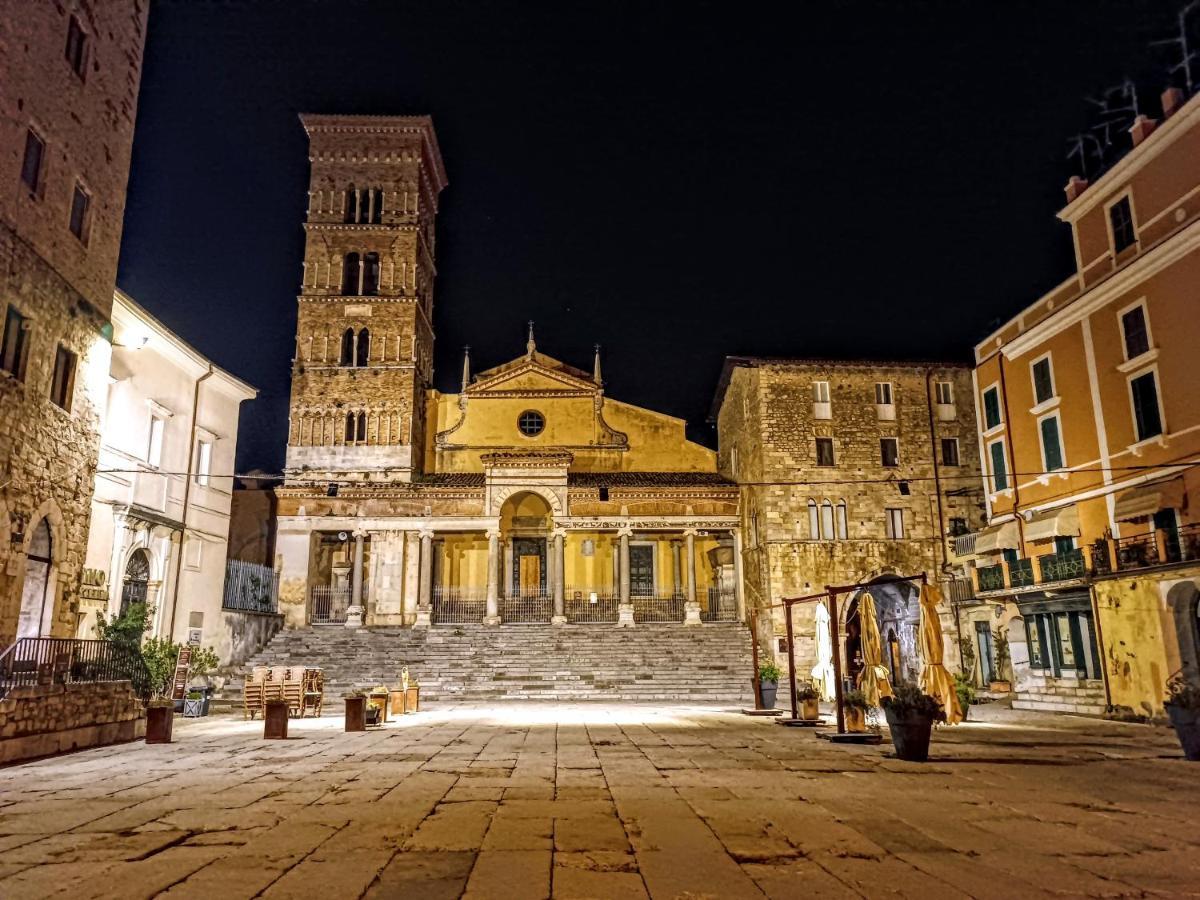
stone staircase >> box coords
[1012,675,1106,716]
[218,623,755,707]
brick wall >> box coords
[0,680,146,764]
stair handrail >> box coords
[0,637,153,703]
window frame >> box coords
[820,500,835,540]
[835,500,848,540]
[934,381,954,406]
[49,344,76,411]
[988,437,1008,492]
[68,181,91,245]
[1,304,31,381]
[1029,353,1055,406]
[880,437,899,468]
[1127,366,1165,443]
[874,382,893,405]
[807,500,819,542]
[884,507,905,540]
[1106,193,1138,255]
[64,15,89,80]
[20,128,46,195]
[812,380,830,403]
[940,437,960,467]
[517,409,546,438]
[1117,298,1152,362]
[1037,412,1065,472]
[815,436,836,467]
[981,383,1003,431]
[146,414,165,469]
[195,439,213,486]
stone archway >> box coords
[843,575,922,686]
[499,491,553,599]
[15,500,65,640]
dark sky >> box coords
[116,0,1184,473]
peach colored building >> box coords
[962,87,1200,717]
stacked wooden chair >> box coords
[241,665,324,719]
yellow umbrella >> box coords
[855,591,893,707]
[918,583,963,725]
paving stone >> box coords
[464,849,551,900]
[363,850,476,899]
[552,865,649,899]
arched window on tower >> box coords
[356,328,370,367]
[344,187,358,224]
[820,500,835,540]
[807,500,819,541]
[371,188,383,223]
[342,252,360,294]
[835,500,849,540]
[339,328,354,367]
[362,252,380,295]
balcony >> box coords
[977,564,1005,592]
[1094,523,1200,576]
[1037,548,1086,583]
[1008,557,1035,588]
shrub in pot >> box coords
[881,683,946,762]
[1165,673,1200,761]
[954,673,976,722]
[795,682,821,720]
[758,659,781,710]
[843,689,869,733]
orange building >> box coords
[962,87,1200,717]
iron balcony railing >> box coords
[564,587,620,624]
[632,593,685,623]
[222,559,279,614]
[1037,548,1087,583]
[701,587,739,622]
[977,564,1005,592]
[310,586,350,624]
[953,532,978,557]
[1008,558,1035,588]
[0,638,151,702]
[500,590,553,624]
[432,587,486,625]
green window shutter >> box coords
[989,441,1007,490]
[1040,417,1063,471]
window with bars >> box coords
[49,345,76,410]
[518,410,545,437]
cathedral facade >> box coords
[275,115,742,630]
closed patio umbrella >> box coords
[855,591,893,707]
[812,603,835,701]
[918,583,963,725]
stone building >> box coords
[710,358,985,685]
[961,87,1200,717]
[0,2,148,645]
[79,290,259,666]
[275,115,742,631]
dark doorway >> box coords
[629,544,654,596]
[511,537,546,595]
[975,620,995,684]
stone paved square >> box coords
[0,703,1197,899]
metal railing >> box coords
[222,559,279,614]
[565,587,619,624]
[501,591,553,624]
[1107,524,1200,573]
[701,587,738,622]
[310,586,350,624]
[633,593,685,623]
[1037,548,1086,583]
[432,587,486,625]
[945,577,975,603]
[1008,557,1035,588]
[0,638,151,702]
[953,532,977,557]
[977,564,1005,592]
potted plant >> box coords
[954,673,976,722]
[1164,673,1200,761]
[758,659,781,710]
[843,689,869,733]
[881,682,947,762]
[185,646,220,716]
[182,690,205,718]
[989,628,1012,692]
[796,682,821,721]
[343,690,367,732]
[142,636,181,744]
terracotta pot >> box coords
[800,698,820,721]
[344,696,366,732]
[883,706,934,762]
[844,707,866,733]
[1167,703,1200,761]
[145,703,174,744]
[264,699,289,740]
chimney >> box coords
[1128,114,1157,147]
[1064,175,1089,203]
[1161,86,1185,119]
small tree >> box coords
[187,646,220,686]
[993,627,1011,682]
[95,601,152,652]
[141,637,181,700]
[959,633,977,682]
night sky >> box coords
[115,1,1185,473]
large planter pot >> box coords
[800,698,820,721]
[759,680,778,710]
[844,707,867,733]
[1166,703,1200,761]
[145,703,174,744]
[405,685,421,713]
[344,696,366,732]
[264,699,290,740]
[883,706,935,762]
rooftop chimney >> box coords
[1161,86,1185,119]
[1129,114,1158,147]
[1064,175,1089,203]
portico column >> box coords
[484,528,501,626]
[684,529,702,626]
[617,527,634,627]
[414,529,433,629]
[551,529,567,626]
[345,530,365,628]
[671,541,683,596]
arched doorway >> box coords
[16,519,53,639]
[121,549,151,614]
[498,491,553,622]
[843,576,922,688]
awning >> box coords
[1113,477,1186,523]
[1024,506,1081,543]
[974,520,1021,554]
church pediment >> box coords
[468,358,599,396]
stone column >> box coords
[552,529,567,626]
[402,531,420,626]
[484,528,501,626]
[732,529,746,622]
[671,540,683,596]
[345,530,365,628]
[684,529,701,626]
[617,527,634,627]
[414,530,433,629]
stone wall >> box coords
[0,681,145,765]
[219,609,285,669]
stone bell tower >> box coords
[285,115,447,483]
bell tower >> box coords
[285,115,447,483]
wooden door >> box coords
[519,555,541,596]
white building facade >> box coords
[79,290,256,664]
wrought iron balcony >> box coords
[1008,557,1035,588]
[977,564,1005,592]
[1104,523,1200,575]
[1037,548,1086,583]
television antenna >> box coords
[1152,1,1199,95]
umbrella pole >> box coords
[785,600,798,721]
[826,587,845,734]
[749,616,762,709]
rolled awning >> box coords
[1113,477,1186,523]
[974,520,1021,554]
[1024,506,1081,543]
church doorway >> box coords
[16,518,53,639]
